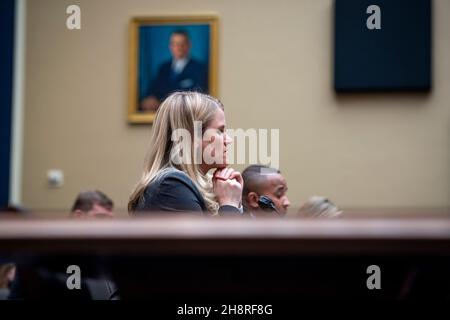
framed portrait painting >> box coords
[128,16,218,124]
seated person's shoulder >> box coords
[159,168,195,186]
[136,168,204,212]
[143,168,194,194]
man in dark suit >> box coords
[141,30,208,111]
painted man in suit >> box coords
[141,30,208,111]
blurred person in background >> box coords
[9,190,118,300]
[297,196,343,218]
[0,263,16,300]
[70,190,114,219]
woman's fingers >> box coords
[213,168,228,180]
[213,168,222,179]
[224,168,235,179]
[216,167,231,180]
[229,171,244,188]
[213,173,243,208]
[213,168,243,185]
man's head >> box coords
[242,165,290,216]
[297,196,342,218]
[169,30,191,60]
[70,190,114,219]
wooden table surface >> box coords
[1,216,450,255]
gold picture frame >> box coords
[128,16,219,124]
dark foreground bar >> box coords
[1,216,450,300]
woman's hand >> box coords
[213,168,244,208]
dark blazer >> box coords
[134,169,241,216]
[147,58,208,101]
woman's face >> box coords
[200,108,232,173]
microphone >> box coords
[257,196,279,215]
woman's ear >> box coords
[247,192,260,209]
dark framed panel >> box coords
[0,0,15,207]
[334,0,432,92]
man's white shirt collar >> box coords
[172,57,189,74]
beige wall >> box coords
[22,0,450,213]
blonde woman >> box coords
[129,92,243,215]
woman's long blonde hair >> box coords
[128,91,223,214]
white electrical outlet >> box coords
[47,169,64,188]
